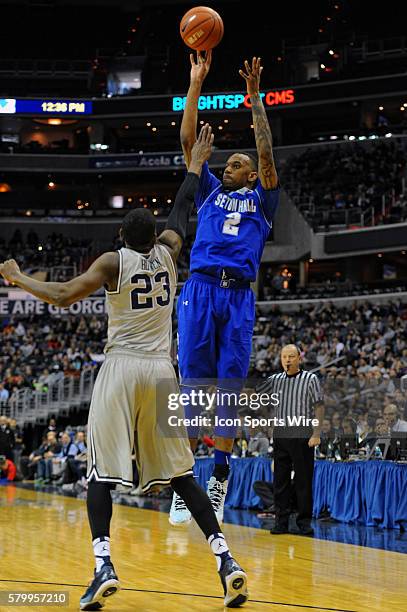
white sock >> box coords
[92,536,111,572]
[207,532,232,571]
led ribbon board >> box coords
[172,89,295,111]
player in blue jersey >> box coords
[169,54,280,525]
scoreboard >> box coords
[0,98,93,115]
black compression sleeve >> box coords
[165,172,199,241]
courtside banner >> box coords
[0,297,106,316]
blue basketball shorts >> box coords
[177,274,255,438]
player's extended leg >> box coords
[80,480,119,611]
[80,354,137,609]
[170,278,218,525]
[209,287,255,523]
[171,474,248,608]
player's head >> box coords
[281,344,301,374]
[120,209,157,251]
[222,153,258,190]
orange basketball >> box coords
[180,6,224,51]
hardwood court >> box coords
[0,486,406,612]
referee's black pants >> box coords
[273,435,314,527]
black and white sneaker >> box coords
[80,562,120,610]
[219,557,248,608]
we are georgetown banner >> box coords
[0,293,107,317]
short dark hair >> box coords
[122,209,156,247]
[242,152,258,172]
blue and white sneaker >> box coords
[168,491,192,526]
[80,561,120,610]
[219,557,248,608]
[207,477,228,524]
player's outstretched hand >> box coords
[189,50,212,85]
[239,56,263,96]
[0,258,21,284]
[190,123,214,166]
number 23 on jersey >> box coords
[130,272,170,310]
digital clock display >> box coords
[0,99,93,115]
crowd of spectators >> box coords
[282,138,407,230]
[0,314,106,402]
[0,415,88,490]
[0,230,92,286]
[250,300,407,380]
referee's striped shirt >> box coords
[257,370,323,421]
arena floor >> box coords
[1,486,406,612]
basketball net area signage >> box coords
[172,89,295,112]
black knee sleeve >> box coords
[87,480,115,540]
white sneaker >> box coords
[207,476,228,524]
[168,491,192,526]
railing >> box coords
[287,191,402,231]
[6,368,96,427]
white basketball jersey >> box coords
[104,245,177,355]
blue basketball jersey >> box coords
[190,163,280,281]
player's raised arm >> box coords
[180,50,212,168]
[159,123,214,261]
[0,252,119,307]
[239,57,278,190]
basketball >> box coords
[180,6,224,51]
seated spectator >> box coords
[35,431,61,485]
[383,404,407,433]
[247,427,270,457]
[20,436,46,481]
[0,455,16,482]
[60,431,87,485]
[52,431,80,483]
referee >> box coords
[258,344,324,536]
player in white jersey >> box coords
[0,125,249,610]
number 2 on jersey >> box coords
[130,272,170,310]
[222,212,241,236]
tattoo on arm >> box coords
[251,95,278,189]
